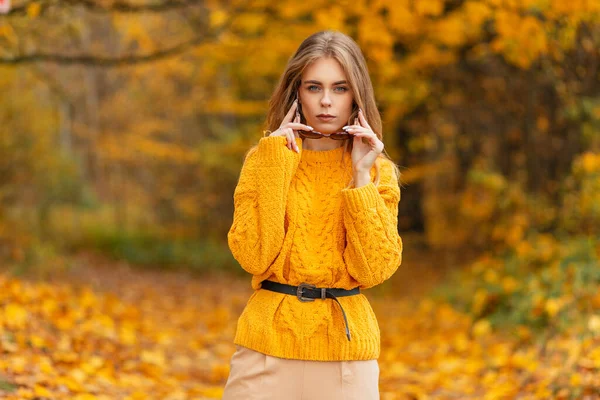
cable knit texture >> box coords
[227,135,403,361]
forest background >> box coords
[1,0,600,398]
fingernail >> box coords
[307,126,314,130]
[343,126,349,129]
[359,108,363,113]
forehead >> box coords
[301,57,347,83]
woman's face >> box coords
[298,57,354,135]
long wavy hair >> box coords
[256,30,400,186]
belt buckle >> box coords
[297,282,316,302]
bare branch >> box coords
[0,0,253,68]
[6,0,204,16]
[0,1,246,67]
[0,35,205,67]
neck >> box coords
[302,138,346,151]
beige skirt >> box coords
[222,345,380,400]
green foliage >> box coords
[0,378,17,393]
[436,235,600,333]
[82,226,242,275]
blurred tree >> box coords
[0,0,598,266]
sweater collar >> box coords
[300,141,349,164]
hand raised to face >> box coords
[268,101,314,153]
[343,109,384,172]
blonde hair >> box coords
[256,30,400,187]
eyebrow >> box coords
[303,80,348,85]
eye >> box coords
[308,85,320,91]
[335,86,349,93]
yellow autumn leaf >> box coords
[517,325,532,341]
[210,9,228,28]
[588,315,600,334]
[29,335,45,348]
[472,319,491,337]
[472,288,488,315]
[70,368,87,383]
[140,349,166,366]
[198,387,225,398]
[4,303,28,329]
[414,0,444,16]
[26,2,41,18]
[33,384,52,397]
[501,276,519,293]
[544,298,563,318]
[119,323,138,345]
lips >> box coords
[317,114,335,121]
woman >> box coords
[222,30,403,399]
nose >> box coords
[320,90,332,107]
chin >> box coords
[316,123,343,134]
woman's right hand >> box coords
[268,100,313,153]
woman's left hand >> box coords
[343,109,384,173]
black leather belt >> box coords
[260,280,360,341]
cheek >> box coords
[341,97,355,117]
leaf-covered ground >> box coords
[1,251,599,399]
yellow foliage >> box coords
[492,11,549,68]
[0,251,597,398]
[472,319,491,337]
[544,297,563,318]
[116,19,156,52]
[33,384,51,397]
[414,0,444,16]
[4,304,28,329]
[432,15,468,47]
[472,288,488,315]
[575,152,600,174]
[517,325,532,341]
[358,13,394,63]
[501,276,519,293]
[233,12,267,34]
[588,315,600,335]
[26,2,41,18]
[314,5,347,32]
[209,9,228,28]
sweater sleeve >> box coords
[341,158,403,289]
[227,135,302,275]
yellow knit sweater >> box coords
[227,135,403,361]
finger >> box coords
[343,126,369,132]
[281,101,298,126]
[355,133,383,150]
[290,114,299,149]
[352,131,382,147]
[358,109,372,129]
[343,126,370,136]
[352,132,377,141]
[289,127,299,152]
[352,131,381,144]
[287,129,298,152]
[342,124,363,131]
[284,128,292,150]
